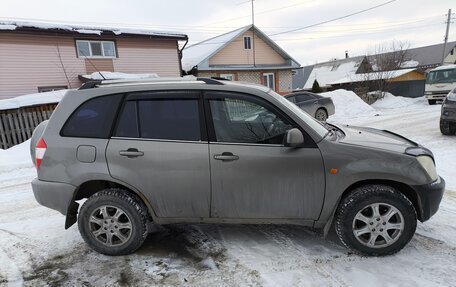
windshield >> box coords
[426,68,456,84]
[268,90,329,138]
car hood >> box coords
[336,125,418,153]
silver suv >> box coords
[31,78,445,256]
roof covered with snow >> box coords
[429,64,456,71]
[330,68,419,85]
[0,19,188,40]
[303,56,366,89]
[81,71,159,81]
[0,89,67,111]
[182,25,300,72]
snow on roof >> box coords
[303,56,365,89]
[0,89,67,110]
[429,64,456,71]
[330,68,417,85]
[81,71,159,81]
[0,19,187,39]
[181,26,249,71]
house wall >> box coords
[0,32,181,99]
[388,71,425,82]
[209,31,286,66]
[198,69,293,95]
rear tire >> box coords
[440,120,455,135]
[428,99,436,105]
[78,188,149,255]
[315,108,328,121]
[335,184,417,256]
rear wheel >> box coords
[335,184,417,256]
[78,188,149,255]
[428,99,436,105]
[315,108,328,121]
[440,120,455,135]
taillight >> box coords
[35,138,47,169]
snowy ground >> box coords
[1,91,456,286]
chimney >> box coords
[345,50,349,59]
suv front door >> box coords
[106,91,211,218]
[205,91,325,219]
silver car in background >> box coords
[285,91,335,121]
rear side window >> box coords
[114,99,201,141]
[296,94,314,102]
[61,94,123,138]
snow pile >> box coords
[82,71,159,81]
[0,140,33,173]
[401,60,419,68]
[320,89,376,119]
[371,92,423,109]
[0,89,67,110]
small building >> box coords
[182,25,300,95]
[330,68,426,98]
[294,41,456,97]
[0,20,188,99]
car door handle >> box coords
[214,152,239,161]
[119,148,144,158]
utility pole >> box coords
[251,0,256,67]
[441,9,452,65]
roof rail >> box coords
[79,80,102,90]
[196,77,224,85]
[77,76,225,90]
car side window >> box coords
[296,94,314,103]
[115,97,201,141]
[208,95,294,145]
[61,94,123,138]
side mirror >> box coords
[285,128,304,147]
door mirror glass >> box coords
[285,128,304,147]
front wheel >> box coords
[440,120,455,135]
[78,188,149,255]
[335,184,417,256]
[315,108,328,121]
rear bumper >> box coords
[32,178,76,215]
[412,176,445,222]
[441,104,456,121]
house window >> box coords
[244,36,252,50]
[220,74,234,81]
[76,40,117,58]
[38,86,67,93]
[263,73,275,90]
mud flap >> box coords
[65,201,79,229]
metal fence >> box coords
[0,104,57,149]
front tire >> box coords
[315,108,328,121]
[335,184,417,256]
[78,188,149,255]
[440,120,455,135]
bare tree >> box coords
[358,41,410,100]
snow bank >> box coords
[0,140,33,173]
[0,89,67,110]
[371,92,423,109]
[82,71,159,81]
[320,89,376,119]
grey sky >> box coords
[1,0,454,66]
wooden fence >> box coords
[0,104,57,149]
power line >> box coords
[269,0,397,36]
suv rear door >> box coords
[204,91,325,219]
[106,91,211,218]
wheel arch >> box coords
[323,179,422,237]
[65,179,157,229]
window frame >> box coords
[243,36,252,50]
[75,40,117,59]
[112,90,208,143]
[263,73,275,91]
[203,91,316,148]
